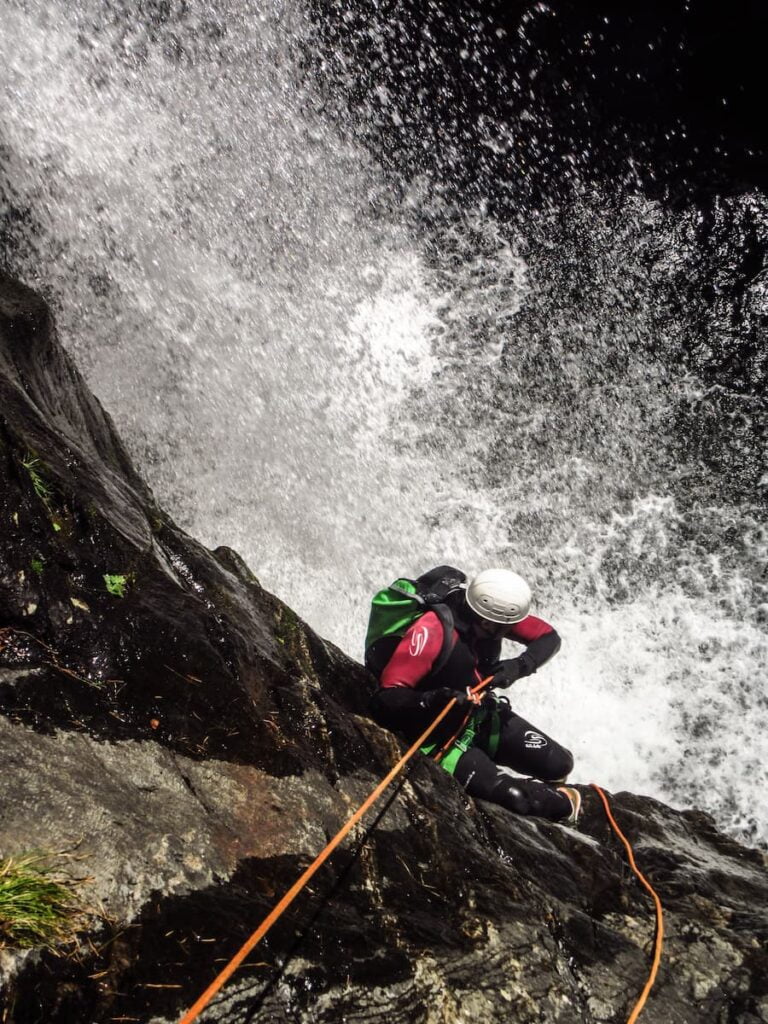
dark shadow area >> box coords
[307,0,768,210]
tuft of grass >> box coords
[103,573,129,598]
[21,453,62,532]
[21,454,52,504]
[0,854,84,951]
[31,556,44,577]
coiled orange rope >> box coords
[590,783,664,1023]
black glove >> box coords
[418,686,482,712]
[490,658,525,688]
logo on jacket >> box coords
[409,626,429,658]
[524,730,547,749]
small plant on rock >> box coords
[20,452,62,532]
[103,573,129,598]
[0,854,85,951]
[21,454,52,504]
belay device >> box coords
[364,565,467,678]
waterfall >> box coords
[2,0,766,846]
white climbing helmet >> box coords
[465,569,532,624]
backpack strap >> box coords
[382,579,456,674]
[366,601,455,679]
[430,602,456,676]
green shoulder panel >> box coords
[364,578,421,650]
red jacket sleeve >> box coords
[505,614,554,643]
[380,611,447,689]
[503,614,561,676]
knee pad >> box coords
[542,748,574,784]
[491,777,570,820]
[490,778,533,815]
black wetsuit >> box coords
[369,606,573,821]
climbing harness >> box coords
[423,691,502,775]
[177,675,494,1024]
[590,783,665,1024]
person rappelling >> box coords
[365,565,581,824]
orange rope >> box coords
[178,679,491,1024]
[590,783,664,1023]
[431,672,493,764]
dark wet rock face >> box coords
[1,273,767,1023]
[0,272,370,777]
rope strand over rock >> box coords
[590,783,665,1023]
[177,674,495,1024]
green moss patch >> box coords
[104,574,129,598]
